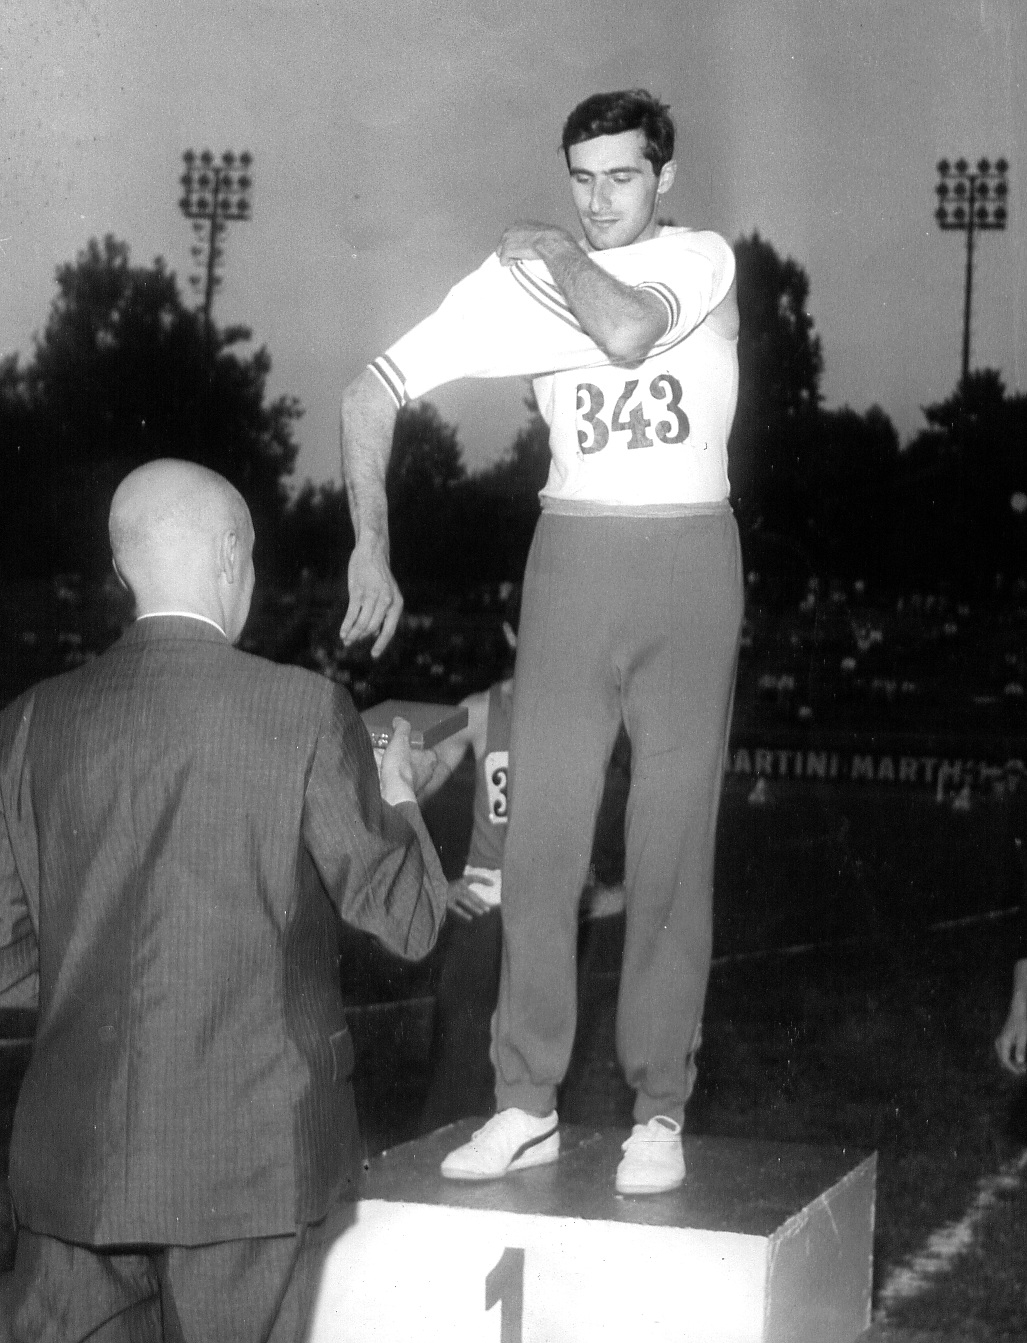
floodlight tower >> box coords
[178,150,254,341]
[935,156,1009,388]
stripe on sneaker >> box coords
[510,1123,559,1164]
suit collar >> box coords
[119,615,232,648]
[137,611,227,638]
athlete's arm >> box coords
[498,222,668,365]
[339,368,403,655]
[705,277,740,341]
[373,232,733,414]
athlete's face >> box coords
[567,129,676,251]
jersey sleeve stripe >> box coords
[637,281,679,336]
[368,354,408,409]
[510,263,583,331]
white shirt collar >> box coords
[136,611,227,638]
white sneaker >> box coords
[441,1108,559,1181]
[615,1116,685,1194]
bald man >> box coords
[0,460,448,1342]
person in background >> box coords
[995,959,1027,1075]
[995,782,1027,1075]
[415,610,517,1132]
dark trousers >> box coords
[1,1199,355,1343]
[492,509,742,1126]
[419,907,503,1133]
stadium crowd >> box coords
[4,571,1027,742]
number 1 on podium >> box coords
[486,1247,525,1342]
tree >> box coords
[0,355,46,572]
[465,394,550,581]
[385,400,468,590]
[387,400,465,500]
[807,404,900,584]
[278,480,351,583]
[728,232,825,578]
[733,232,823,426]
[897,370,1027,589]
[1,235,300,578]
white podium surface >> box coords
[310,1123,876,1343]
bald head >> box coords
[110,460,255,642]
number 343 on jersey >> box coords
[576,373,689,454]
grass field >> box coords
[3,772,1026,1337]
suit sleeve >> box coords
[0,757,39,1012]
[302,684,448,961]
[367,231,735,408]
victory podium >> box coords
[310,1121,876,1343]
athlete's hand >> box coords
[996,999,1027,1075]
[340,539,403,657]
[446,879,492,922]
[497,222,574,266]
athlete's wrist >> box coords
[350,515,391,552]
[531,225,578,255]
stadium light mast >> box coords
[935,156,1009,388]
[178,150,254,343]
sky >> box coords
[2,0,1025,485]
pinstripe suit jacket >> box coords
[0,616,447,1246]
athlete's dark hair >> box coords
[561,89,675,174]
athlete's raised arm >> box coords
[495,120,681,365]
[498,222,669,366]
[339,368,403,656]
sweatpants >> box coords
[491,505,742,1127]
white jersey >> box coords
[369,227,737,509]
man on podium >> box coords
[340,88,742,1195]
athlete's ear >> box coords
[656,160,677,197]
